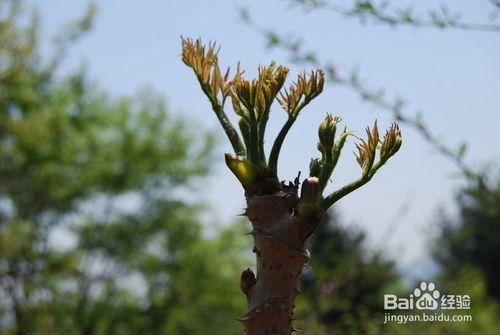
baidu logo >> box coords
[414,281,440,310]
[383,281,472,324]
[384,281,470,311]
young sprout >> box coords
[182,38,402,335]
[182,37,402,201]
[181,37,246,156]
[320,121,402,210]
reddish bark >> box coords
[240,183,321,335]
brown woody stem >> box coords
[240,188,319,335]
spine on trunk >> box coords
[240,190,314,335]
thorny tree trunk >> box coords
[181,37,402,335]
[240,184,320,335]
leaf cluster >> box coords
[182,38,402,210]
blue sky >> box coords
[34,0,500,275]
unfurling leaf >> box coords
[303,69,325,100]
[277,69,324,117]
[230,62,289,121]
[181,37,231,104]
[310,117,353,183]
[355,120,379,175]
[182,38,246,156]
[380,122,402,162]
[334,127,354,154]
[231,77,257,116]
[318,114,341,151]
[257,62,289,111]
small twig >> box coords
[287,0,500,32]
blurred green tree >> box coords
[296,211,401,335]
[385,267,500,335]
[0,1,248,334]
[433,176,500,301]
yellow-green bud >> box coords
[225,154,258,188]
[380,123,402,161]
[318,114,341,151]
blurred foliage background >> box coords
[0,0,499,334]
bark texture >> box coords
[240,184,320,335]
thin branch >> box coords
[258,107,271,166]
[268,70,324,175]
[321,158,385,209]
[269,117,296,174]
[212,104,247,156]
[181,38,247,156]
[242,14,492,193]
[268,96,312,174]
[287,0,500,32]
[200,80,247,156]
[491,0,500,10]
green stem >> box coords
[247,105,260,164]
[194,76,246,156]
[213,104,246,156]
[268,117,295,174]
[257,107,270,167]
[318,149,333,192]
[268,97,314,174]
[320,159,386,210]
